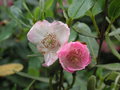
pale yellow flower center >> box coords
[69,56,79,63]
[41,33,59,49]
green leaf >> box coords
[45,0,54,10]
[68,28,77,42]
[28,57,42,77]
[15,72,56,83]
[0,21,16,42]
[28,68,39,77]
[109,28,120,36]
[33,7,40,20]
[28,42,39,53]
[86,0,105,17]
[63,10,68,20]
[25,0,38,6]
[97,63,120,71]
[96,68,103,79]
[91,0,105,16]
[0,29,13,42]
[68,0,72,4]
[9,6,31,28]
[39,0,45,20]
[87,75,96,90]
[10,6,22,18]
[73,22,97,38]
[105,36,120,59]
[58,0,68,19]
[68,0,94,19]
[104,72,120,85]
[45,9,54,18]
[106,17,120,42]
[6,75,32,87]
[23,0,33,18]
[27,53,42,58]
[28,42,43,77]
[108,0,120,20]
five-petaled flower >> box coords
[27,20,70,67]
[57,42,91,73]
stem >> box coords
[66,72,76,90]
[55,72,59,83]
[106,17,120,42]
[105,23,112,35]
[66,18,73,27]
[25,80,35,90]
[58,67,64,90]
[105,18,115,35]
[106,17,116,30]
[112,74,120,90]
[91,15,100,36]
[49,76,53,90]
[97,39,103,64]
[97,0,108,64]
[15,72,56,83]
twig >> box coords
[15,71,56,83]
[49,76,53,90]
[90,15,100,36]
[25,80,35,90]
[66,72,76,90]
[97,0,108,64]
[112,74,120,90]
[58,67,64,90]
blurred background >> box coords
[0,0,120,90]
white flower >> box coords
[27,20,70,66]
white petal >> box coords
[27,20,52,44]
[36,44,49,54]
[42,52,58,67]
[52,21,70,45]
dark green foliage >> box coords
[0,0,120,90]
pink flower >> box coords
[27,20,70,67]
[98,40,120,53]
[57,42,91,73]
[0,0,13,6]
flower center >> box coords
[70,56,79,62]
[41,33,58,49]
[67,49,81,63]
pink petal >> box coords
[57,42,91,73]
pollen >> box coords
[41,33,58,49]
[67,49,82,63]
[70,56,79,62]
